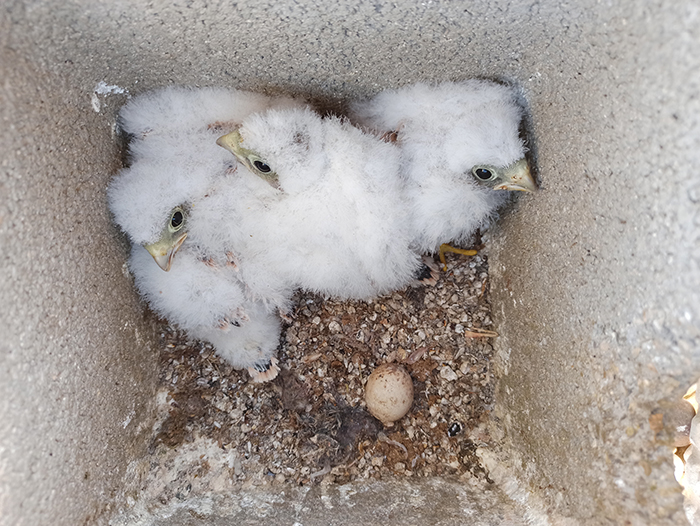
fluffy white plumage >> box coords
[212,106,426,301]
[129,244,281,375]
[349,80,535,256]
[108,82,531,381]
[108,86,307,381]
[108,86,304,248]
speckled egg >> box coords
[364,363,414,425]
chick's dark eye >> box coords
[170,210,183,229]
[253,160,271,173]
[473,167,493,181]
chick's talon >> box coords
[379,130,400,143]
[225,251,239,270]
[199,256,218,268]
[248,357,280,383]
[278,308,294,323]
[217,318,231,331]
[217,316,241,331]
[438,243,478,271]
[232,306,249,324]
[412,256,439,287]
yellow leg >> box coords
[439,243,478,271]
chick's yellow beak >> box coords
[494,158,537,193]
[216,130,281,190]
[144,232,188,272]
[216,130,244,158]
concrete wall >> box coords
[0,30,160,526]
[488,2,700,524]
[1,0,697,524]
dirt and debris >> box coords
[134,249,497,504]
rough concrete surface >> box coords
[113,473,529,526]
[1,0,698,525]
[489,3,700,524]
[0,39,160,526]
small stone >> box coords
[448,422,462,437]
[440,366,459,382]
[650,399,696,447]
[149,253,496,489]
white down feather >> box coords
[349,80,527,254]
[129,244,280,370]
[210,107,424,300]
[108,86,308,379]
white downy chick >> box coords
[214,106,427,301]
[108,86,306,381]
[129,244,281,380]
[109,85,305,259]
[349,80,536,263]
[118,85,304,163]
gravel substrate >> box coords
[129,249,497,507]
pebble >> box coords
[143,252,496,502]
[440,366,459,381]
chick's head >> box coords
[352,80,535,193]
[142,205,188,271]
[217,107,328,194]
[407,81,534,191]
[107,157,212,270]
[440,82,534,192]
